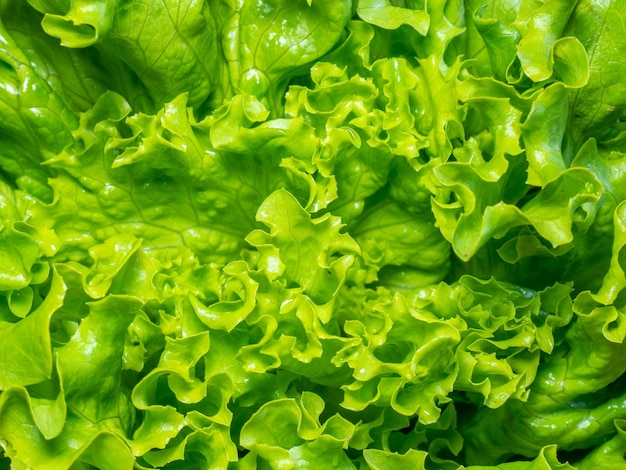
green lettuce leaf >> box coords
[239,392,356,469]
[566,0,626,145]
[225,0,352,115]
[356,0,429,35]
[4,0,626,468]
[31,0,227,111]
[575,419,626,470]
[461,202,626,464]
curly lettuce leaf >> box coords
[356,0,430,35]
[566,0,626,144]
[350,198,451,287]
[460,202,626,464]
[575,419,626,469]
[514,0,581,82]
[239,392,356,469]
[469,0,522,80]
[247,189,360,305]
[22,91,319,266]
[466,445,574,470]
[31,0,227,111]
[5,0,626,468]
[224,0,352,115]
[0,6,87,201]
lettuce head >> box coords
[2,0,626,468]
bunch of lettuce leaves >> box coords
[2,0,626,468]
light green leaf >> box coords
[351,198,450,284]
[247,189,360,305]
[0,387,134,470]
[521,84,569,186]
[0,271,65,388]
[567,0,626,143]
[471,0,522,81]
[56,294,143,430]
[576,419,626,470]
[226,0,352,114]
[363,448,427,469]
[40,0,117,47]
[466,444,574,469]
[514,0,579,82]
[357,0,430,35]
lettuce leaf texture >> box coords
[1,0,626,468]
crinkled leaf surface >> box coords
[2,1,626,469]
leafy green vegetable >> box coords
[2,0,626,468]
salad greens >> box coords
[1,0,626,468]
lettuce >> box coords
[1,0,626,468]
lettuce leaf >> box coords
[2,1,626,469]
